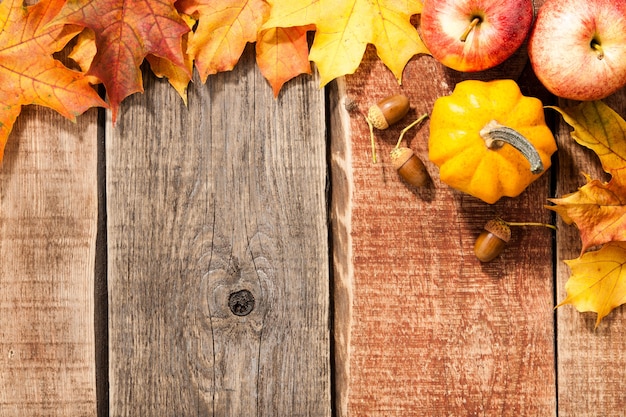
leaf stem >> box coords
[505,220,557,231]
[366,117,377,163]
[394,113,429,149]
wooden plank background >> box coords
[0,106,99,416]
[1,22,626,417]
[330,48,626,417]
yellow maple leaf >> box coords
[557,242,626,328]
[312,0,427,85]
[263,0,429,86]
[549,101,626,184]
[548,101,626,252]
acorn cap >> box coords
[483,219,511,242]
[390,147,413,170]
[367,105,389,130]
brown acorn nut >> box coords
[390,147,429,187]
[365,94,411,163]
[390,113,430,186]
[474,218,557,262]
[367,94,410,130]
[474,219,511,263]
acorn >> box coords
[390,147,429,187]
[366,94,410,130]
[474,218,511,262]
[473,218,556,262]
[389,113,429,186]
[365,94,411,163]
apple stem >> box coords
[480,120,544,174]
[460,17,481,42]
[394,113,429,149]
[591,39,604,59]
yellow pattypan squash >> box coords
[428,79,557,204]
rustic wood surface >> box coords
[105,48,330,416]
[0,107,99,416]
[331,50,556,417]
[1,14,626,417]
[555,93,626,417]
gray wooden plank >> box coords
[106,48,330,416]
[0,106,98,416]
[555,94,626,417]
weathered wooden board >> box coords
[0,107,98,416]
[331,51,557,416]
[554,93,626,417]
[106,49,330,416]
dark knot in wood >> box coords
[228,290,255,316]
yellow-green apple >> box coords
[528,0,626,100]
[419,0,533,72]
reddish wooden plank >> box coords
[331,50,556,416]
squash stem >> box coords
[480,120,544,174]
[394,113,429,149]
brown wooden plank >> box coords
[106,49,330,416]
[0,107,98,416]
[330,50,556,415]
[555,92,626,416]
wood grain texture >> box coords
[106,48,330,416]
[554,93,626,417]
[0,107,98,416]
[331,49,556,416]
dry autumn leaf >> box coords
[145,14,196,105]
[263,0,429,86]
[0,0,106,161]
[557,242,626,328]
[68,22,195,105]
[549,176,626,253]
[548,101,626,252]
[549,101,626,183]
[52,0,190,121]
[178,0,269,82]
[256,25,313,97]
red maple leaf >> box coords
[53,0,190,121]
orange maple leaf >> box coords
[557,242,626,328]
[178,0,269,82]
[256,25,313,97]
[549,176,626,252]
[53,0,190,121]
[548,101,626,252]
[0,0,105,160]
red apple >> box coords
[419,0,533,72]
[528,0,626,101]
